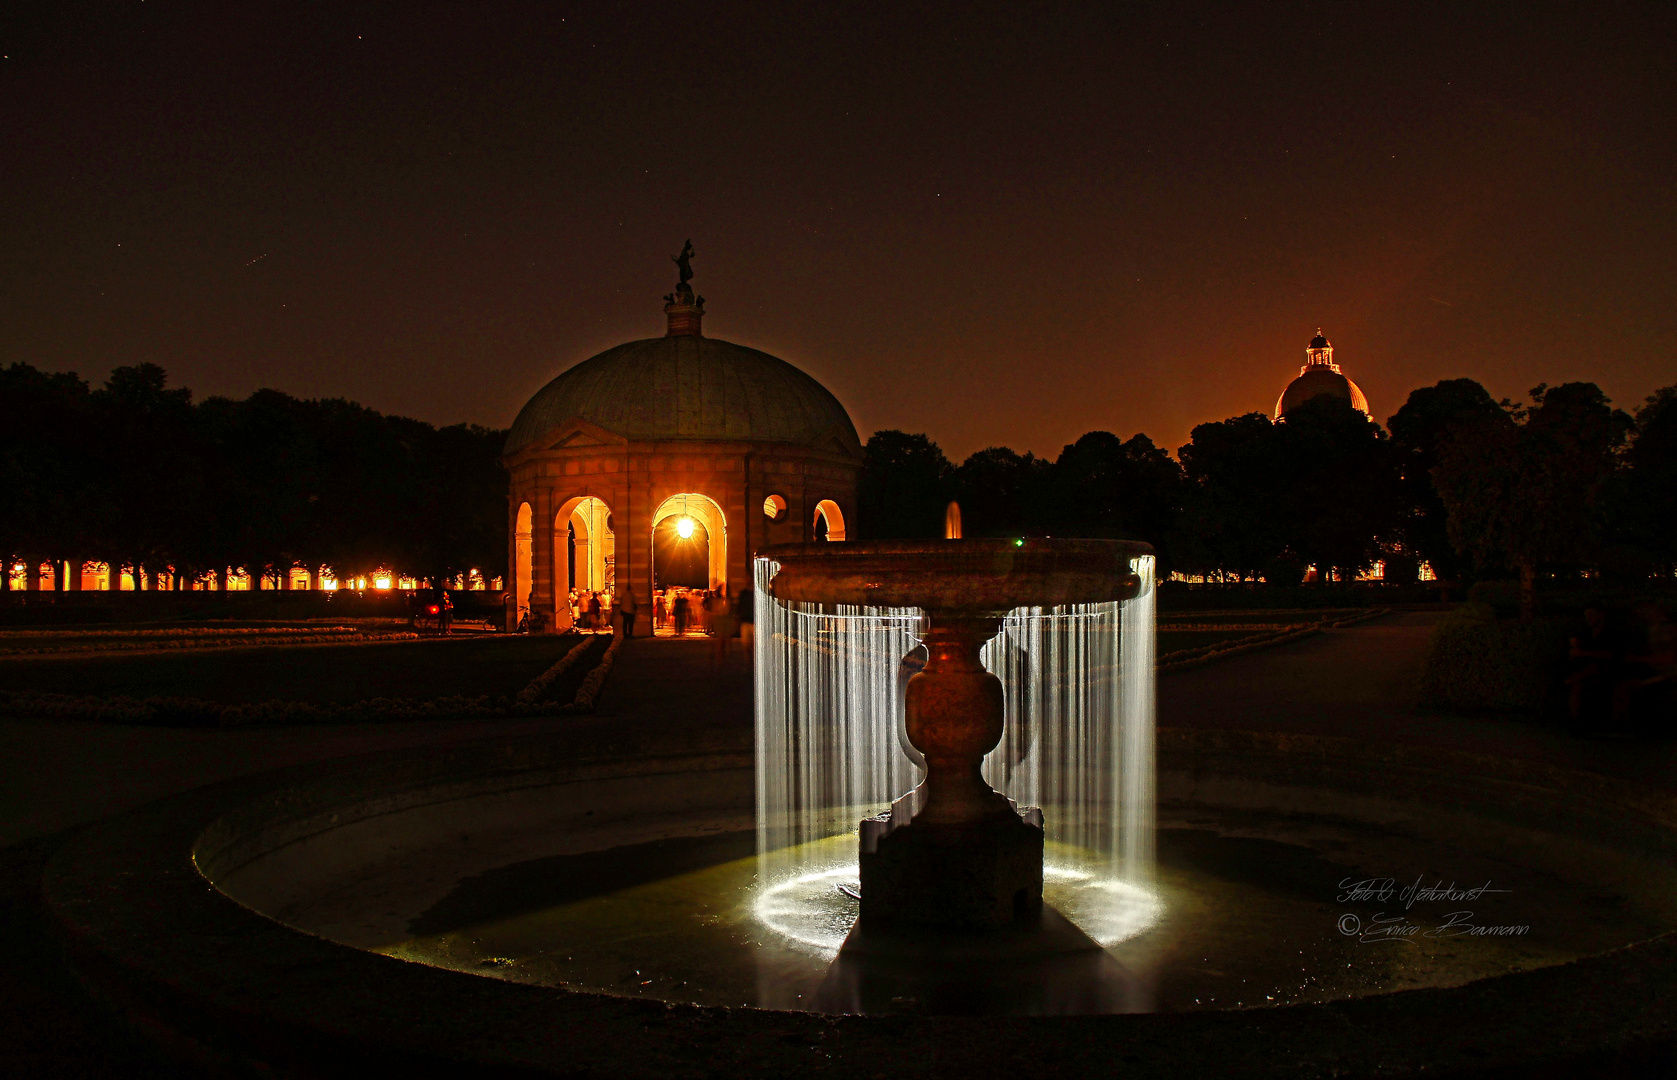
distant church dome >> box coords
[1275,329,1369,419]
[505,279,860,456]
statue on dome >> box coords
[672,240,695,286]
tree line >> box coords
[0,362,508,590]
[857,377,1677,616]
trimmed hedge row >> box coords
[0,631,604,727]
[0,690,544,727]
[0,629,418,658]
[1418,607,1568,712]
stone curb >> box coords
[1157,609,1392,674]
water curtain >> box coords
[753,554,1156,943]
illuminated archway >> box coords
[813,499,847,542]
[513,502,533,622]
[556,497,613,597]
[651,492,726,591]
[653,515,711,589]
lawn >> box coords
[1155,609,1352,658]
[1157,628,1279,656]
[0,634,579,705]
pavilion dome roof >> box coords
[505,333,861,456]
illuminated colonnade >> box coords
[501,271,864,634]
[3,561,500,594]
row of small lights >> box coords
[7,564,484,592]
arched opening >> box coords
[556,497,613,598]
[651,491,727,593]
[513,502,533,623]
[813,499,847,542]
[653,514,710,589]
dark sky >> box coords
[3,2,1673,459]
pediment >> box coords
[810,422,864,460]
[531,416,628,452]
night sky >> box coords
[3,2,1672,459]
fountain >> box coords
[753,539,1160,1009]
[45,539,1677,1070]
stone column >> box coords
[626,456,655,636]
[726,479,750,593]
[529,487,555,631]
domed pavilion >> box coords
[503,247,862,632]
[1275,329,1370,420]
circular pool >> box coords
[45,726,1677,1076]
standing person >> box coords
[737,586,755,654]
[587,592,603,633]
[618,588,638,637]
[673,591,690,636]
[1616,602,1677,734]
[653,590,666,635]
[1566,604,1619,733]
[711,587,739,672]
[439,590,454,635]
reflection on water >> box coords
[751,842,1164,961]
[749,841,1166,1015]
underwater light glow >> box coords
[752,861,1164,959]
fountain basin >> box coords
[42,726,1677,1077]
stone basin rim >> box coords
[761,538,1154,612]
[37,725,1677,1078]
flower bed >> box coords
[562,633,625,712]
[516,636,599,703]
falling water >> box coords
[753,554,1159,956]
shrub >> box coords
[1419,611,1568,712]
[1465,580,1523,616]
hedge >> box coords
[1418,608,1568,712]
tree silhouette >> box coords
[857,430,953,539]
[1433,383,1631,620]
[1386,378,1507,583]
[0,362,508,592]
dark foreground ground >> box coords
[3,615,1674,1075]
